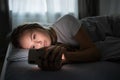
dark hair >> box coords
[10,23,45,48]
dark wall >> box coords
[0,0,11,57]
[78,0,99,18]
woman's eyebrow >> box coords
[30,32,34,49]
[30,32,33,41]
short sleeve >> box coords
[52,14,81,46]
[65,15,81,36]
[53,14,81,37]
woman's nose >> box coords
[35,41,42,45]
[34,41,43,49]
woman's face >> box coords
[19,29,51,49]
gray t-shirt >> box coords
[52,15,81,46]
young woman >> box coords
[10,15,101,68]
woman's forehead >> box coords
[20,29,31,38]
[19,32,32,49]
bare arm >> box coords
[63,26,101,63]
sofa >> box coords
[1,15,120,80]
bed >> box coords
[1,16,120,80]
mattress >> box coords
[1,43,120,80]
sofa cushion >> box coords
[95,36,120,62]
[80,16,112,42]
[109,15,120,37]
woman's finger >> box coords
[41,46,57,70]
[49,46,63,70]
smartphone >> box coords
[28,48,45,64]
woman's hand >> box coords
[36,45,66,71]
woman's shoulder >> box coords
[62,14,75,18]
[52,14,81,37]
[58,14,77,22]
[52,14,78,26]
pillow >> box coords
[7,44,28,61]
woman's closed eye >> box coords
[32,33,36,40]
